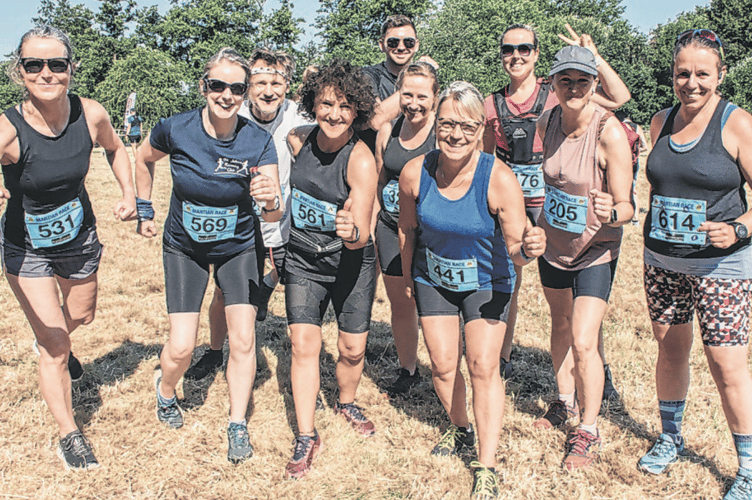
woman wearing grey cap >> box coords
[533,44,633,470]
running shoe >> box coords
[57,430,99,470]
[431,423,476,456]
[725,467,752,500]
[334,401,375,437]
[562,428,601,470]
[154,372,183,429]
[470,461,499,500]
[227,422,253,464]
[285,430,323,479]
[255,282,275,322]
[33,341,83,381]
[637,433,685,475]
[385,367,420,396]
[533,400,577,430]
[601,364,622,409]
[500,357,513,380]
[184,349,223,380]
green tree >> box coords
[260,0,305,51]
[724,56,752,112]
[709,0,752,66]
[0,61,24,111]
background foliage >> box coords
[1,0,750,129]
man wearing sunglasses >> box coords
[361,15,438,152]
[185,47,309,381]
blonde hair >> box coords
[201,47,251,85]
[396,61,439,96]
[436,81,485,123]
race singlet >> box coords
[510,163,544,198]
[382,180,400,214]
[649,195,707,245]
[183,203,238,243]
[292,188,337,232]
[544,185,588,234]
[426,248,479,292]
[25,198,84,249]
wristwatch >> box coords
[262,196,280,213]
[609,208,618,224]
[730,221,748,240]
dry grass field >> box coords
[0,149,747,499]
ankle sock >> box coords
[733,433,752,470]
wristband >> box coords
[520,245,534,262]
[344,226,360,244]
[136,197,155,221]
[262,196,280,213]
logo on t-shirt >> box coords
[512,128,527,139]
[215,157,250,177]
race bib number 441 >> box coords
[426,248,479,292]
[183,203,238,243]
[649,195,707,245]
[292,188,337,232]
[25,198,84,249]
[544,185,588,234]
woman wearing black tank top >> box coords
[283,60,378,479]
[374,61,438,396]
[0,26,136,470]
[638,31,752,499]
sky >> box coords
[0,0,710,58]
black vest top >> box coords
[492,80,550,164]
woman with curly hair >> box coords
[283,59,378,479]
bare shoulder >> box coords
[287,124,315,156]
[490,157,516,184]
[599,114,627,144]
[350,139,376,171]
[399,154,426,187]
[79,97,110,124]
[725,104,752,137]
[0,114,19,164]
[650,108,672,137]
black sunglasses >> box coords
[203,77,248,96]
[501,43,535,58]
[20,57,70,74]
[386,37,417,49]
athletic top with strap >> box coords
[412,150,514,293]
[378,115,436,229]
[286,126,365,282]
[2,94,96,251]
[539,104,622,270]
[150,107,277,259]
[644,99,749,259]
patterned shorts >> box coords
[644,263,752,346]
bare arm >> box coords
[338,141,377,249]
[134,133,168,237]
[398,155,424,299]
[254,162,283,223]
[595,116,634,225]
[0,115,18,208]
[372,122,392,235]
[369,92,401,131]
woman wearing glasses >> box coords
[283,59,377,479]
[534,45,633,470]
[375,61,438,397]
[637,30,752,499]
[134,47,281,463]
[0,26,136,469]
[483,23,630,385]
[399,81,545,498]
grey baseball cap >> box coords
[549,46,598,76]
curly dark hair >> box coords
[297,59,377,130]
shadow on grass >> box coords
[72,339,161,427]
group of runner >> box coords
[2,15,752,500]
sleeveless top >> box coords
[412,150,514,293]
[378,115,436,229]
[539,104,622,270]
[2,95,96,251]
[286,127,361,281]
[644,99,749,259]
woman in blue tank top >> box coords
[0,26,136,470]
[399,81,545,498]
[134,48,282,464]
[638,31,752,499]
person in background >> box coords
[0,25,136,469]
[125,108,143,159]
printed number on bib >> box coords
[25,198,84,249]
[383,180,400,214]
[426,248,479,292]
[544,185,588,234]
[511,163,544,198]
[649,195,706,245]
[183,203,238,243]
[292,188,336,232]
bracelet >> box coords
[344,226,360,244]
[520,246,534,262]
[262,196,280,213]
[136,197,155,221]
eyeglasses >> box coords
[386,37,417,49]
[203,77,248,96]
[677,29,725,59]
[501,43,535,58]
[20,58,70,74]
[436,118,481,136]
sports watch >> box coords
[730,221,748,240]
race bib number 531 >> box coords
[25,198,84,249]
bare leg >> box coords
[383,275,419,373]
[225,304,257,422]
[336,331,369,404]
[290,323,322,434]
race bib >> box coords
[649,195,707,245]
[510,163,544,198]
[544,185,588,234]
[426,248,479,292]
[25,198,83,249]
[183,203,238,243]
[382,180,400,214]
[292,188,337,232]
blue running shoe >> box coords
[725,468,752,500]
[638,433,684,475]
[154,372,183,429]
[227,422,253,464]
